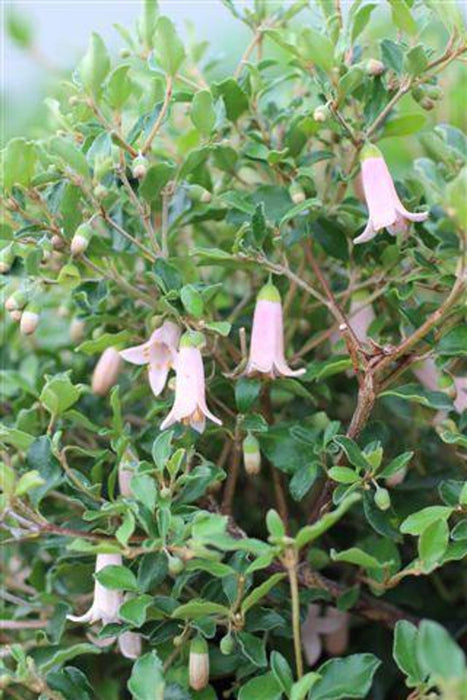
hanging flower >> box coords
[453,376,467,414]
[160,333,222,433]
[92,347,122,396]
[120,320,180,396]
[67,553,123,625]
[118,631,142,659]
[118,446,138,497]
[354,144,428,245]
[244,283,305,378]
[301,604,350,666]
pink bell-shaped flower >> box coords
[92,347,122,396]
[354,144,428,244]
[301,604,350,666]
[67,553,123,625]
[244,283,305,378]
[118,630,142,659]
[120,320,180,396]
[160,334,222,434]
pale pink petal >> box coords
[119,468,133,498]
[362,157,398,231]
[118,631,142,659]
[387,212,408,236]
[119,342,150,365]
[148,364,170,396]
[453,376,467,414]
[348,299,375,343]
[396,205,429,223]
[271,301,306,377]
[353,219,377,245]
[245,300,278,375]
[67,606,95,623]
[323,608,349,656]
[92,348,122,396]
[412,358,440,392]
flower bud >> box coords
[374,486,391,511]
[51,234,65,250]
[91,347,122,396]
[366,59,385,76]
[0,245,15,274]
[386,467,407,488]
[425,85,442,100]
[132,156,148,180]
[9,309,22,322]
[20,305,40,336]
[187,184,212,203]
[71,223,93,256]
[242,433,261,476]
[167,555,184,576]
[420,97,435,111]
[189,636,209,691]
[118,631,142,659]
[5,289,28,312]
[120,48,131,58]
[70,318,86,344]
[289,182,306,204]
[313,105,329,123]
[93,184,108,200]
[220,633,235,655]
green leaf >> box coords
[418,519,449,571]
[213,78,249,121]
[332,436,370,471]
[15,470,45,496]
[119,594,153,627]
[404,45,428,75]
[380,451,413,478]
[140,162,176,203]
[237,631,267,667]
[79,32,111,95]
[381,114,426,139]
[400,506,453,536]
[289,462,319,502]
[154,17,185,76]
[270,651,294,696]
[313,654,381,700]
[235,378,261,413]
[438,327,467,356]
[40,373,82,416]
[106,65,133,109]
[6,10,33,48]
[297,28,334,72]
[451,520,467,541]
[130,473,157,512]
[128,651,165,700]
[116,509,136,546]
[393,620,424,686]
[204,321,231,337]
[50,137,90,178]
[350,3,377,43]
[387,0,417,36]
[295,493,361,549]
[241,573,286,614]
[172,599,230,620]
[331,547,381,570]
[381,384,453,411]
[266,509,285,539]
[47,667,93,700]
[38,644,101,673]
[0,425,35,452]
[304,356,353,381]
[238,671,282,700]
[416,620,466,681]
[95,564,138,591]
[191,90,216,134]
[328,467,360,484]
[290,672,321,700]
[180,284,204,318]
[140,0,159,51]
[3,138,37,191]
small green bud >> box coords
[420,97,435,111]
[374,486,391,511]
[71,222,93,256]
[173,634,184,647]
[425,85,442,100]
[167,555,184,576]
[131,155,148,180]
[120,48,131,58]
[20,304,40,336]
[242,433,261,476]
[189,636,209,691]
[5,289,28,312]
[360,143,382,161]
[220,633,235,655]
[366,58,385,76]
[313,105,329,123]
[289,181,306,204]
[0,244,15,274]
[93,184,107,200]
[187,184,212,203]
[160,486,171,498]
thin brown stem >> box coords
[141,76,173,155]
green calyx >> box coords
[180,330,205,349]
[190,635,208,655]
[258,283,281,303]
[242,433,260,454]
[360,143,382,161]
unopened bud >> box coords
[289,182,306,204]
[167,555,184,576]
[420,97,435,111]
[9,309,22,322]
[189,636,209,691]
[93,184,107,200]
[20,306,40,336]
[71,222,93,256]
[118,631,142,659]
[131,155,148,180]
[374,486,391,511]
[242,433,261,476]
[386,467,407,488]
[70,318,86,344]
[366,59,385,77]
[0,245,15,274]
[91,347,122,396]
[118,446,138,497]
[120,48,131,58]
[425,85,442,100]
[5,290,27,312]
[313,105,329,123]
[220,633,235,655]
[188,184,212,203]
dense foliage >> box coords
[1,1,466,698]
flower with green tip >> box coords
[189,635,209,691]
[244,283,305,378]
[354,143,428,244]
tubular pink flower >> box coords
[67,553,123,625]
[453,376,467,414]
[120,320,180,396]
[245,284,305,378]
[301,604,347,666]
[354,144,428,245]
[160,335,222,433]
[92,347,122,396]
[118,631,142,659]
